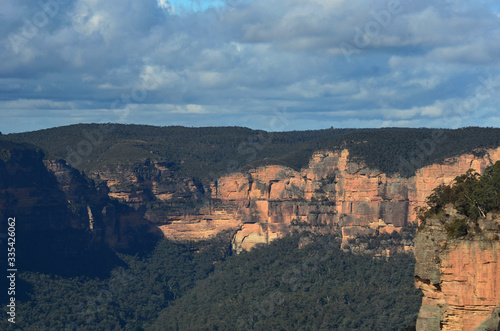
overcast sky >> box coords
[1,0,500,133]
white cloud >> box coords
[0,99,76,110]
[157,0,174,13]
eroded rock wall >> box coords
[91,159,203,223]
[0,144,161,253]
[414,213,500,331]
[0,149,84,234]
[90,146,500,253]
[204,147,500,252]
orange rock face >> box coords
[232,223,284,254]
[205,147,500,252]
[408,148,500,223]
[414,215,500,331]
[440,242,500,330]
[159,218,240,242]
[110,147,500,253]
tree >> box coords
[421,162,500,221]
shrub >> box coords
[445,218,468,238]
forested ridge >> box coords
[4,125,500,179]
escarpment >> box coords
[91,159,203,216]
[3,135,500,256]
[0,141,161,259]
[150,147,500,253]
[5,125,500,254]
[414,211,500,331]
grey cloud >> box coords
[0,0,499,133]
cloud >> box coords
[0,0,499,133]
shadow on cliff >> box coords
[12,209,164,278]
[16,231,125,278]
[0,141,162,279]
[1,221,162,281]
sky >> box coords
[1,0,500,134]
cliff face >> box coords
[0,147,83,234]
[414,212,500,331]
[409,148,500,223]
[0,143,161,255]
[83,146,500,253]
[43,159,161,250]
[131,147,500,252]
[3,139,500,258]
[197,147,500,252]
[90,160,203,223]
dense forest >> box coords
[4,125,500,179]
[0,231,234,330]
[151,233,421,331]
[0,232,421,330]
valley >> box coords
[1,125,499,330]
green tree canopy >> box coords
[421,161,500,221]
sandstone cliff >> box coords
[0,142,161,257]
[90,159,203,223]
[0,145,85,234]
[64,143,500,254]
[414,211,500,331]
[3,140,500,258]
[43,159,161,250]
[154,147,500,253]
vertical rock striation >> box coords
[201,147,500,252]
[59,145,499,253]
[414,213,500,330]
[10,139,497,255]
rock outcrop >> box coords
[414,211,500,331]
[83,145,500,253]
[90,159,203,223]
[0,142,161,256]
[0,145,83,235]
[191,147,500,252]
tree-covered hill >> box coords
[151,233,421,330]
[4,125,500,180]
